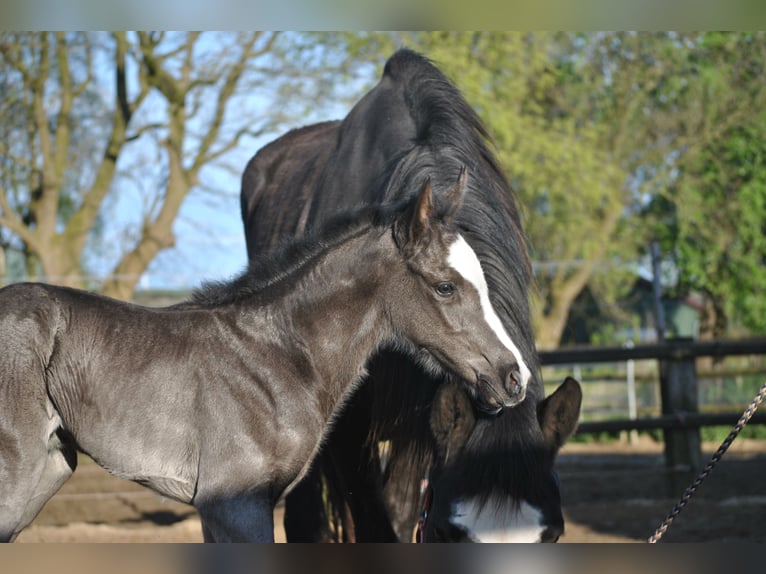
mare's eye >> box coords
[435,281,455,297]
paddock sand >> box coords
[16,437,766,543]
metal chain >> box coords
[647,380,766,543]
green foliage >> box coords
[569,431,622,444]
[644,32,766,336]
[571,424,766,445]
[674,125,766,333]
[401,33,703,346]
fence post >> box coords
[659,339,702,471]
[625,342,638,445]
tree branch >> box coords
[101,138,188,300]
[53,32,73,185]
[114,31,132,125]
[0,35,33,87]
[0,141,36,170]
[30,32,60,242]
[191,32,272,173]
[62,32,147,255]
[137,31,185,104]
[0,187,38,250]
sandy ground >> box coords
[14,437,766,543]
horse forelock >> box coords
[461,405,551,507]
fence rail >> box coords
[576,412,766,433]
[539,337,766,470]
[539,337,766,364]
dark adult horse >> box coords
[241,49,582,542]
[0,178,524,542]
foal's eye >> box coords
[435,282,455,297]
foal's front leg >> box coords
[196,494,274,542]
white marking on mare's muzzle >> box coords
[451,498,545,543]
[447,235,532,392]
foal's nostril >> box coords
[503,364,522,395]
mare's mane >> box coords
[385,49,492,154]
[385,50,530,281]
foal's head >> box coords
[420,377,582,542]
[389,168,532,413]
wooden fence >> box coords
[539,337,766,470]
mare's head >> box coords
[390,168,533,413]
[419,376,582,542]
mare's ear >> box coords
[394,176,434,257]
[430,381,476,465]
[443,166,467,223]
[537,376,582,451]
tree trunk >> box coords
[38,244,85,289]
[534,266,593,350]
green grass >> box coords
[700,424,766,442]
[570,425,766,445]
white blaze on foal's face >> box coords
[446,234,532,390]
[451,498,546,543]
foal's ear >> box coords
[537,376,582,452]
[443,166,467,223]
[430,381,476,465]
[395,176,435,256]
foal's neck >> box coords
[281,229,398,417]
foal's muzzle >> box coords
[475,364,525,414]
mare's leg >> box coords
[283,381,399,542]
[196,494,274,542]
[283,464,333,541]
[325,388,399,542]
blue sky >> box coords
[137,145,256,291]
[140,181,250,291]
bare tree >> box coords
[0,31,353,299]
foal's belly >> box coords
[78,426,200,504]
[192,413,324,503]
